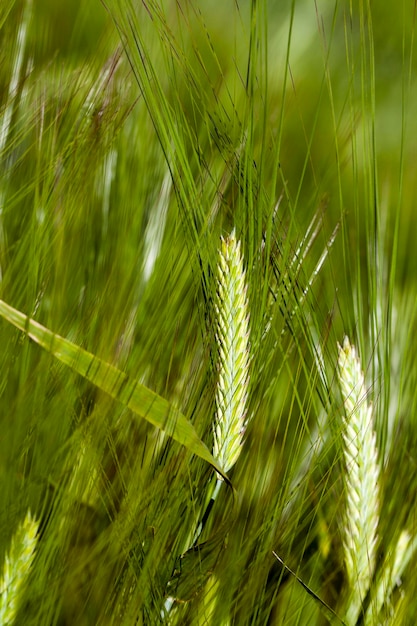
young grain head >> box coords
[213,231,250,479]
[337,337,380,624]
[0,511,39,625]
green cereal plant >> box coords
[337,338,417,625]
[0,511,39,626]
[165,231,250,616]
[193,230,251,540]
[364,529,417,625]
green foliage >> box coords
[1,0,417,624]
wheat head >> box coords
[213,230,250,478]
[337,337,380,624]
[0,511,39,625]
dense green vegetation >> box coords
[1,0,417,623]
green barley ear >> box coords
[0,511,39,626]
[337,337,380,625]
[213,230,250,478]
[365,529,417,625]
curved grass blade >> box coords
[0,299,227,479]
[272,552,347,625]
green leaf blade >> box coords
[0,298,226,479]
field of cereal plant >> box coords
[1,1,417,624]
